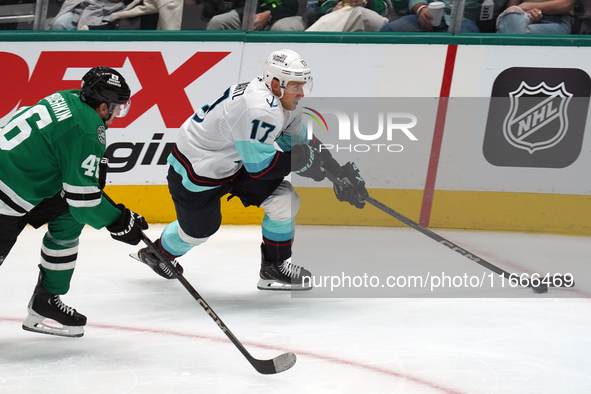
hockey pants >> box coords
[161,167,300,262]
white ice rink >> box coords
[1,224,590,393]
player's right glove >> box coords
[106,204,149,245]
[291,143,326,181]
[333,162,368,209]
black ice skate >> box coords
[257,250,312,291]
[22,266,86,338]
[134,240,184,279]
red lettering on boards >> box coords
[0,51,231,128]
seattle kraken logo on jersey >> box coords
[503,81,572,154]
[266,97,277,108]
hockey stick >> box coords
[324,171,574,292]
[138,232,296,374]
[101,192,296,374]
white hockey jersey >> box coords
[168,77,307,190]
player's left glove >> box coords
[333,162,368,209]
[106,204,149,245]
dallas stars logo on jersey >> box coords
[97,125,106,146]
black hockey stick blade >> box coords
[137,231,297,374]
[251,352,297,374]
[323,170,575,290]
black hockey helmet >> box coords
[80,66,131,117]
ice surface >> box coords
[1,224,590,393]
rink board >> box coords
[1,32,590,234]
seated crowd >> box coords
[2,0,589,34]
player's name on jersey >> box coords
[45,93,72,122]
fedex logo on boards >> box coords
[0,50,230,175]
[0,50,231,128]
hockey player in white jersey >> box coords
[136,49,368,290]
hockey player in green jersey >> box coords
[0,66,148,338]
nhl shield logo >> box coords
[503,81,572,154]
[484,67,590,168]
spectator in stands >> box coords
[496,0,574,34]
[50,0,126,30]
[206,0,305,30]
[390,0,410,15]
[306,0,390,31]
[380,0,485,32]
[197,0,234,25]
[109,0,184,30]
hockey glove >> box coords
[291,144,326,182]
[333,162,368,209]
[106,204,149,245]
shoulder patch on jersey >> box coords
[97,125,106,146]
[266,97,278,108]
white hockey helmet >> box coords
[263,49,313,96]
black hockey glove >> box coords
[333,162,368,209]
[106,204,149,245]
[291,143,326,182]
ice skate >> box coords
[257,251,312,291]
[22,266,86,338]
[133,240,183,279]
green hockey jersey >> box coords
[0,89,121,229]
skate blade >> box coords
[129,252,179,279]
[257,279,313,291]
[22,314,84,338]
[129,252,154,270]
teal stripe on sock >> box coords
[160,221,194,256]
[262,215,294,241]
